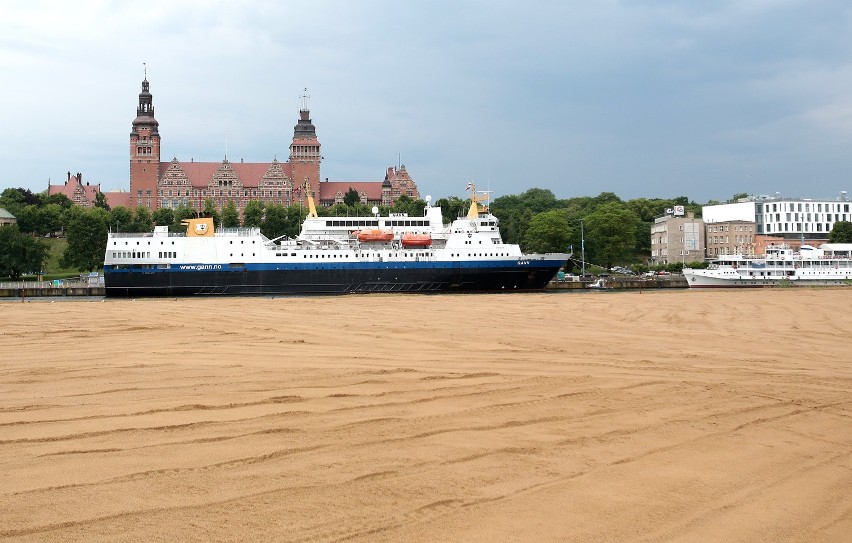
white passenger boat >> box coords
[103,185,570,297]
[682,244,852,287]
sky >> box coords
[2,0,851,204]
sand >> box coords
[0,289,850,542]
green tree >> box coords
[38,204,64,236]
[61,206,109,272]
[109,206,134,233]
[262,204,289,239]
[343,187,360,207]
[44,193,74,209]
[435,196,466,224]
[0,225,49,280]
[584,202,640,270]
[152,207,175,227]
[390,195,428,217]
[222,200,240,228]
[94,191,111,211]
[13,205,39,234]
[522,210,572,253]
[829,221,852,243]
[243,200,265,228]
[0,188,38,215]
[202,199,221,227]
[130,206,154,233]
[172,204,197,233]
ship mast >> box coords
[304,178,318,218]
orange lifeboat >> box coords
[401,233,432,248]
[356,229,394,242]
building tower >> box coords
[130,74,161,210]
[290,89,321,205]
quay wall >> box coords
[0,278,687,297]
[0,286,106,298]
[549,277,688,290]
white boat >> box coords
[103,184,570,296]
[585,277,609,290]
[682,244,852,288]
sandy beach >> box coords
[1,289,850,542]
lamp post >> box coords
[580,218,586,277]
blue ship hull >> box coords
[103,260,564,296]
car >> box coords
[655,270,671,276]
[643,271,656,277]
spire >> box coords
[300,87,310,112]
[293,89,316,138]
[131,67,159,136]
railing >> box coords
[0,275,104,289]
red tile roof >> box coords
[104,191,132,209]
[159,160,294,189]
[318,181,384,201]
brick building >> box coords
[129,78,418,213]
[50,77,419,213]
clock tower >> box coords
[290,89,321,205]
[129,75,161,209]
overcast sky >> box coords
[2,0,851,204]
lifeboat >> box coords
[401,233,432,248]
[356,229,394,242]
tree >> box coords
[61,206,109,272]
[243,200,265,228]
[390,195,428,217]
[261,204,289,239]
[0,188,38,215]
[152,207,175,227]
[94,191,111,211]
[222,200,240,228]
[44,193,74,209]
[0,225,49,280]
[829,221,852,243]
[109,206,134,233]
[522,210,572,253]
[172,204,197,232]
[13,205,39,234]
[584,202,640,270]
[343,187,360,207]
[202,199,221,227]
[130,206,154,233]
[38,204,63,236]
[435,196,466,224]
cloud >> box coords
[2,1,851,203]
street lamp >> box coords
[580,218,586,277]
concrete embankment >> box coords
[0,286,105,298]
[548,277,688,290]
[1,277,686,297]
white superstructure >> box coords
[683,244,852,287]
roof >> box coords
[0,208,16,219]
[159,159,294,189]
[104,191,132,209]
[47,175,101,203]
[318,181,383,201]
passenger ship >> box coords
[682,244,852,288]
[103,185,569,296]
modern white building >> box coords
[703,193,851,242]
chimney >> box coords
[67,171,71,181]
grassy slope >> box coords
[5,237,83,281]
